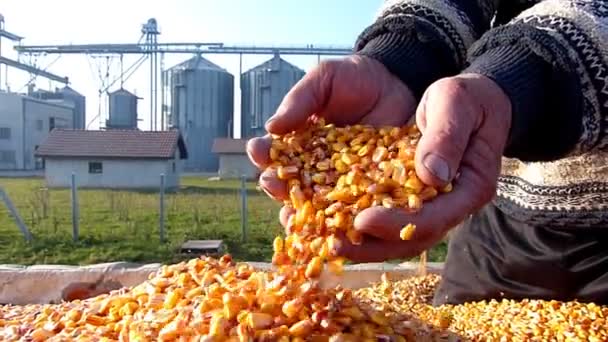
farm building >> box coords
[211,138,257,180]
[0,91,75,171]
[35,129,188,189]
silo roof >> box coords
[109,88,140,98]
[169,55,228,72]
[244,54,305,74]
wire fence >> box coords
[0,174,283,264]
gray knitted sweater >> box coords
[355,0,608,227]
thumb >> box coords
[414,78,479,187]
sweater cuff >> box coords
[355,18,459,101]
[464,44,582,161]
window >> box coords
[36,120,43,131]
[0,150,16,163]
[0,127,10,140]
[172,162,176,173]
[88,161,103,174]
[49,117,55,131]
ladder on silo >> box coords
[0,187,32,242]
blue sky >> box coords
[1,0,383,135]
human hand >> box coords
[338,73,512,262]
[247,54,417,217]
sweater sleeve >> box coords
[353,0,501,100]
[464,0,608,161]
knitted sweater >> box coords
[355,0,608,227]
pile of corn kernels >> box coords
[268,119,450,271]
[2,120,608,341]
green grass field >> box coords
[0,177,447,265]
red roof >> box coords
[212,138,248,154]
[35,129,188,159]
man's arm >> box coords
[464,0,608,161]
[354,0,500,100]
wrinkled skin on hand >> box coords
[247,54,512,262]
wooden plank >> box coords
[180,240,225,255]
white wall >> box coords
[23,98,74,170]
[0,92,74,170]
[0,92,23,170]
[218,154,257,180]
[45,158,181,189]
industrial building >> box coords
[0,91,75,170]
[29,86,86,130]
[35,129,188,189]
[164,55,234,172]
[211,138,257,180]
[241,53,305,139]
[7,16,354,176]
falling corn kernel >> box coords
[399,224,416,241]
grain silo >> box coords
[60,86,86,129]
[165,54,234,172]
[107,88,139,130]
[241,53,305,139]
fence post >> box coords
[0,187,33,242]
[70,172,79,242]
[159,173,166,243]
[240,175,248,242]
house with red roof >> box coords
[35,129,188,189]
[211,138,257,180]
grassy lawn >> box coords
[0,176,447,265]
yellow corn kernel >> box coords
[326,188,356,203]
[273,236,284,253]
[164,288,184,309]
[312,173,326,184]
[342,306,365,321]
[341,153,359,166]
[85,314,106,326]
[270,147,280,161]
[334,159,349,173]
[327,257,345,275]
[408,194,422,210]
[305,256,324,278]
[317,159,331,171]
[357,144,372,157]
[372,146,388,163]
[282,298,304,319]
[332,142,347,152]
[295,200,314,227]
[419,186,438,201]
[399,224,416,241]
[289,185,306,210]
[404,176,424,194]
[209,314,229,336]
[289,319,314,337]
[440,182,453,193]
[247,312,274,330]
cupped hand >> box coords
[247,55,417,202]
[338,73,512,262]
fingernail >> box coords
[265,116,277,128]
[261,169,277,182]
[260,184,279,201]
[422,153,450,182]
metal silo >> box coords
[165,54,234,172]
[60,86,86,129]
[107,88,139,129]
[241,53,305,138]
